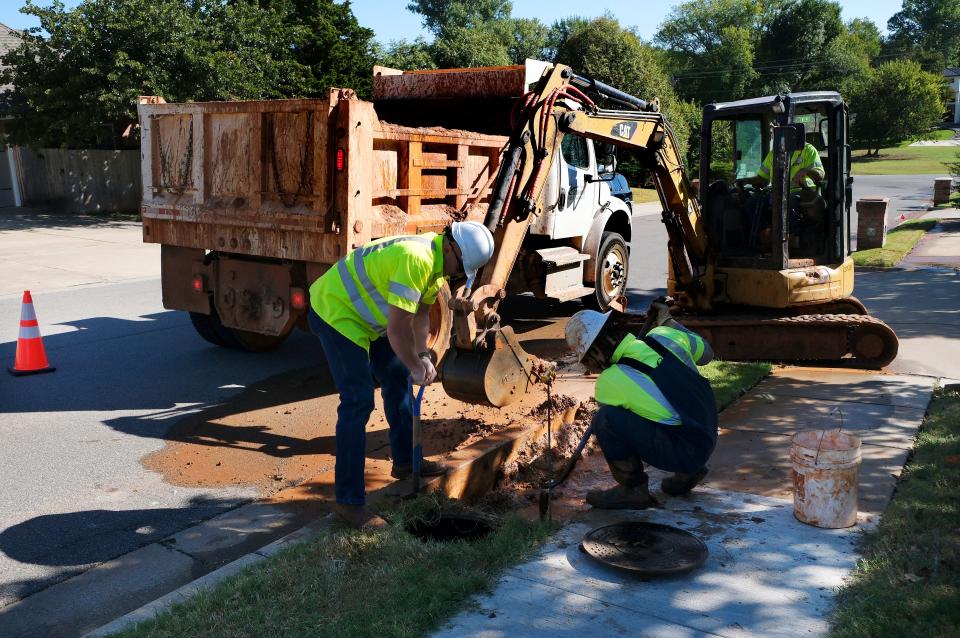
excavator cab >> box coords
[701,93,851,266]
[700,92,852,282]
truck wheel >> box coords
[427,281,453,364]
[188,307,291,352]
[227,327,292,352]
[189,310,234,348]
[585,232,629,311]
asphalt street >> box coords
[0,279,324,608]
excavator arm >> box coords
[441,63,712,406]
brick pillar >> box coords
[856,197,888,250]
[933,177,953,206]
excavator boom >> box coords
[439,63,898,407]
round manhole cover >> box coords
[580,522,708,576]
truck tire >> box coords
[227,326,292,352]
[189,310,235,348]
[188,307,291,352]
[585,232,629,311]
[427,281,453,364]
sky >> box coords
[0,0,908,43]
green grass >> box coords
[831,386,960,637]
[631,187,661,204]
[851,218,937,267]
[116,497,553,638]
[851,144,956,175]
[702,360,772,409]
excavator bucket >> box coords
[440,327,536,408]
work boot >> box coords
[587,457,660,510]
[660,467,709,497]
[390,458,447,479]
[332,503,388,530]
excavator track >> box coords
[677,312,899,369]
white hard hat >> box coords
[450,221,495,290]
[565,310,611,363]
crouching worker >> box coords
[565,303,718,509]
[309,221,495,528]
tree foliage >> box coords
[848,59,946,154]
[556,16,694,163]
[887,0,960,70]
[0,0,375,148]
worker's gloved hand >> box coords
[419,355,437,385]
[651,302,673,326]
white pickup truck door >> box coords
[553,135,599,239]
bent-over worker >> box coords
[565,303,718,509]
[309,222,495,528]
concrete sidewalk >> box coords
[0,210,157,298]
[434,367,937,638]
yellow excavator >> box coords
[416,62,899,407]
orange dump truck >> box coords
[138,63,634,359]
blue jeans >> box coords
[592,405,714,474]
[309,310,413,505]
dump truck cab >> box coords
[697,92,854,308]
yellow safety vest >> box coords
[594,327,707,425]
[310,233,444,350]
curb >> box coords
[84,518,332,637]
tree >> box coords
[402,0,549,68]
[268,0,377,99]
[503,17,549,64]
[807,18,882,95]
[429,25,512,67]
[557,16,695,164]
[848,59,946,155]
[1,0,375,148]
[376,39,437,71]
[887,0,960,70]
[406,0,511,39]
[753,0,844,93]
[655,0,760,102]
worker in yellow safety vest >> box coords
[565,303,718,509]
[308,222,495,528]
[737,124,826,249]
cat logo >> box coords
[611,121,638,140]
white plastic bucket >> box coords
[791,430,862,528]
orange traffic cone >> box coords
[9,290,55,376]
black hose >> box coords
[568,73,653,111]
[483,140,524,231]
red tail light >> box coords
[290,287,307,310]
[191,274,205,293]
[336,148,345,172]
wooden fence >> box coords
[15,148,141,213]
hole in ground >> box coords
[405,514,494,542]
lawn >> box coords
[702,360,772,409]
[851,218,937,267]
[631,187,661,204]
[112,362,771,638]
[851,139,957,176]
[831,385,960,637]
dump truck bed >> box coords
[138,89,509,268]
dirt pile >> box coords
[497,399,598,497]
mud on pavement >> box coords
[142,363,569,498]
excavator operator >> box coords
[737,123,825,250]
[565,302,718,509]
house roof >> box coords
[945,68,960,78]
[0,22,23,92]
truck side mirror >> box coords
[598,152,617,174]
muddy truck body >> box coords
[138,62,633,359]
